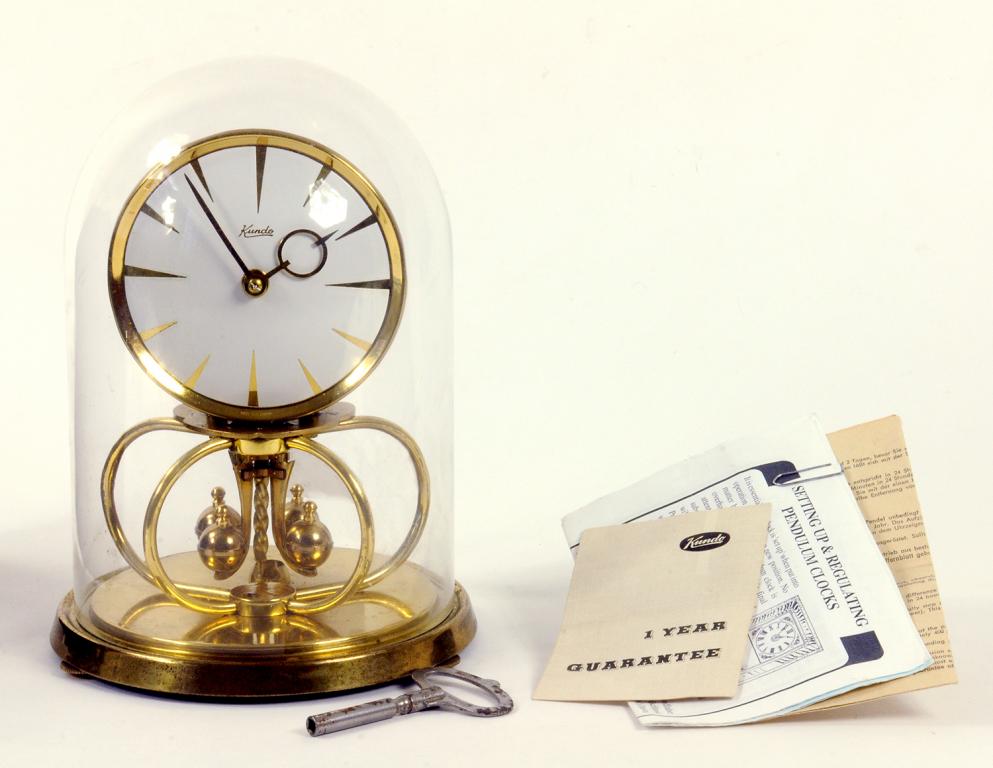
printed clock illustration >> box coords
[52,62,473,699]
[751,618,801,658]
[746,596,823,673]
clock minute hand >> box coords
[313,229,337,247]
[184,174,251,277]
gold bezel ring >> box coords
[108,129,405,422]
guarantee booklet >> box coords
[534,505,771,702]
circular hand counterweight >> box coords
[277,228,329,278]
[109,130,405,422]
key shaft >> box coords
[307,686,446,736]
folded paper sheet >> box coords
[534,505,771,702]
[798,415,956,712]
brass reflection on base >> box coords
[52,581,476,698]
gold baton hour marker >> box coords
[325,279,391,290]
[124,265,186,279]
[189,157,213,202]
[184,354,210,389]
[248,350,259,406]
[303,164,332,208]
[255,144,267,213]
[335,213,377,240]
[333,329,372,352]
[298,359,323,395]
[139,321,177,342]
[140,203,179,234]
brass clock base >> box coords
[51,582,476,699]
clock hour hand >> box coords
[237,258,291,299]
[264,260,291,279]
[184,174,251,278]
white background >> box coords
[2,1,991,764]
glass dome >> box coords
[52,59,472,696]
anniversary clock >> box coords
[52,60,473,696]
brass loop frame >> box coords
[101,418,231,601]
[180,411,430,594]
[143,437,238,614]
[100,411,428,616]
[321,416,430,590]
[284,437,374,614]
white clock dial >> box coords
[110,131,404,421]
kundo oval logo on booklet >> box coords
[679,532,731,552]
